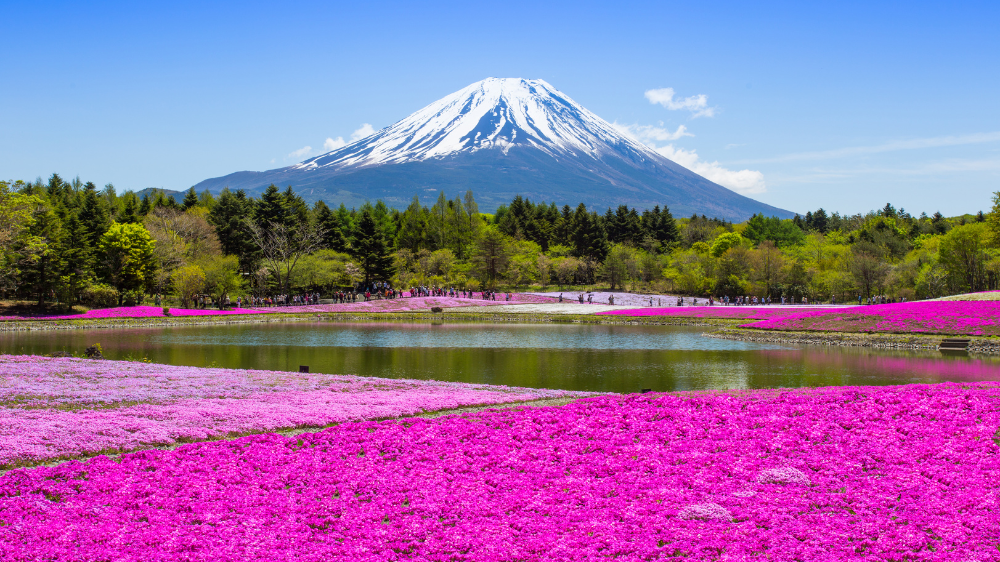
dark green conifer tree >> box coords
[351,207,395,284]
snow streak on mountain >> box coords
[193,78,792,221]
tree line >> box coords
[1,173,998,308]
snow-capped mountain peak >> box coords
[294,77,657,171]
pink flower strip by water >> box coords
[596,306,825,319]
[2,382,999,560]
[742,300,1000,336]
[0,356,584,467]
[0,295,557,321]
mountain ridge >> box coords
[193,78,794,221]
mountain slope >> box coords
[194,78,793,221]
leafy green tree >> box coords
[743,214,805,248]
[710,232,745,258]
[350,207,395,284]
[98,222,157,302]
[202,255,243,306]
[472,224,510,290]
[939,222,991,293]
[986,191,1000,247]
[172,264,206,307]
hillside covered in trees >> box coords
[1,174,998,308]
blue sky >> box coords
[2,0,998,216]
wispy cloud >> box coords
[736,131,1000,164]
[323,137,346,151]
[287,146,313,159]
[287,123,379,161]
[645,87,715,118]
[350,123,376,141]
[615,116,764,194]
[613,122,693,143]
[654,144,766,194]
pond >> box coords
[2,321,998,393]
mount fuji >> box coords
[193,78,793,220]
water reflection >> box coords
[0,321,997,393]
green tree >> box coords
[98,222,157,302]
[472,225,510,290]
[986,191,1000,247]
[743,214,805,247]
[182,187,199,210]
[314,200,349,252]
[710,232,745,258]
[350,207,395,284]
[939,222,991,293]
[209,188,256,269]
[172,264,206,307]
[79,182,111,248]
[202,255,243,307]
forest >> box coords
[1,173,998,308]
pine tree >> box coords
[209,188,256,269]
[78,182,110,248]
[118,192,141,224]
[182,187,199,210]
[351,207,395,284]
[254,184,288,229]
[812,208,829,233]
[314,200,348,252]
[396,195,427,253]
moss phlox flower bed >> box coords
[0,356,583,467]
[2,383,998,559]
[596,306,825,320]
[743,301,1000,336]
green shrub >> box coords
[80,284,119,308]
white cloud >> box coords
[285,123,379,162]
[350,123,376,141]
[323,137,346,151]
[613,122,693,143]
[645,87,716,118]
[287,146,313,159]
[654,144,766,195]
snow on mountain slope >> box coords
[293,78,660,171]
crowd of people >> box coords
[408,286,512,301]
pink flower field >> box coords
[596,306,827,320]
[600,300,1000,337]
[0,356,584,468]
[0,305,270,321]
[742,300,1000,336]
[3,382,999,560]
[0,294,558,322]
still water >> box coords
[3,321,998,393]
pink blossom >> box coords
[2,383,999,559]
[742,301,1000,336]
